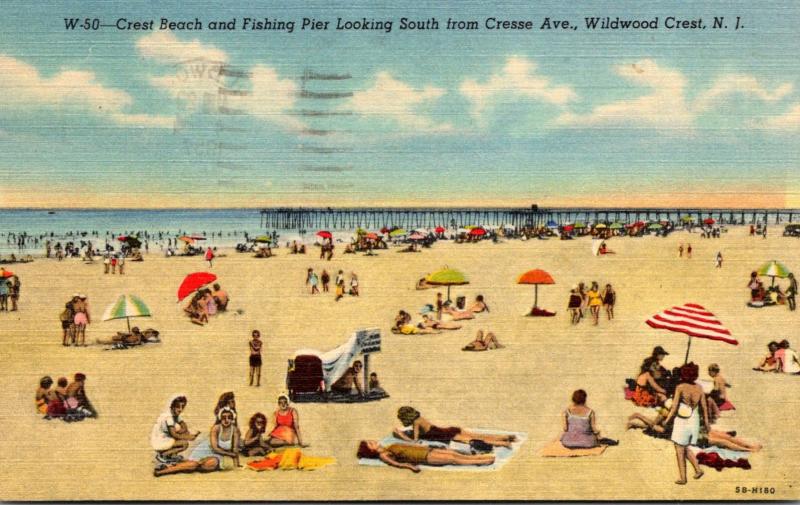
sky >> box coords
[0,0,798,208]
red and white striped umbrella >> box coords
[646,303,737,363]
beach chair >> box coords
[287,355,325,402]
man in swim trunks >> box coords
[330,360,364,396]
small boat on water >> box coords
[47,211,56,214]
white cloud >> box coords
[141,35,300,130]
[694,74,793,112]
[556,59,794,129]
[0,54,172,128]
[556,59,691,128]
[247,65,301,129]
[348,72,453,132]
[460,56,577,118]
[759,103,800,131]
[136,31,227,65]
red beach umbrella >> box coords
[380,227,390,234]
[435,226,445,234]
[117,235,127,242]
[365,233,378,240]
[0,269,14,278]
[703,218,716,225]
[646,303,736,363]
[469,228,486,236]
[517,269,555,312]
[563,225,574,232]
[316,230,332,240]
[177,272,217,301]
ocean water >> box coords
[0,208,279,256]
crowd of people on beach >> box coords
[35,373,97,422]
[151,392,311,476]
[625,346,763,484]
[184,283,229,325]
[305,268,359,300]
[567,282,615,325]
[747,271,796,309]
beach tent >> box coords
[757,260,791,287]
[293,332,366,390]
[425,267,469,301]
[177,272,217,301]
[102,294,151,332]
[646,303,736,363]
[517,269,555,316]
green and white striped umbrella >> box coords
[757,260,791,286]
[102,294,151,332]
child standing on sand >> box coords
[687,244,693,259]
[249,330,262,387]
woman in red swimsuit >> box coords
[268,396,306,447]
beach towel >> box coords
[539,439,608,457]
[358,428,526,472]
[694,450,751,471]
[247,448,336,472]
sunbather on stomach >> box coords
[393,406,515,448]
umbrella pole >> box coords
[447,286,451,303]
[126,316,131,333]
[533,285,539,308]
[771,276,776,287]
[684,336,692,365]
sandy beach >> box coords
[1,226,798,501]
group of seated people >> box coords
[747,272,788,307]
[326,360,388,399]
[95,326,160,349]
[392,295,489,335]
[35,373,97,421]
[254,245,273,258]
[152,393,307,477]
[0,254,34,264]
[288,241,307,254]
[356,406,517,472]
[754,340,800,374]
[629,346,731,419]
[184,284,228,325]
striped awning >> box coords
[646,303,737,345]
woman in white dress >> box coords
[664,363,709,485]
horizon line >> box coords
[2,205,800,211]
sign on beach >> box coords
[356,328,381,354]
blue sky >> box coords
[1,0,798,208]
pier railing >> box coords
[259,207,800,230]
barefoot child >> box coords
[249,330,262,387]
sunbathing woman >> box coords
[632,358,668,407]
[241,412,270,457]
[393,319,441,335]
[357,440,494,472]
[268,395,306,447]
[627,409,762,452]
[35,376,56,415]
[467,295,490,313]
[442,302,475,321]
[754,341,780,372]
[420,313,462,330]
[462,330,504,351]
[394,406,515,448]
